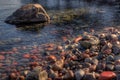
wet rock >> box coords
[63,70,74,80]
[83,68,90,74]
[106,55,114,62]
[47,55,57,62]
[80,41,91,49]
[91,58,99,65]
[117,74,120,80]
[83,62,91,68]
[106,34,118,41]
[100,39,107,46]
[75,69,85,80]
[97,62,106,71]
[0,55,5,60]
[19,76,25,80]
[23,54,31,59]
[52,59,64,71]
[84,58,92,63]
[73,36,82,43]
[48,69,58,79]
[102,49,112,54]
[114,55,120,61]
[82,53,90,59]
[99,33,106,39]
[94,73,100,79]
[26,66,48,80]
[115,65,120,71]
[101,42,112,52]
[89,64,97,72]
[112,41,120,55]
[90,46,99,52]
[39,70,48,80]
[99,71,116,80]
[80,35,99,49]
[106,64,114,71]
[8,72,17,80]
[115,59,120,65]
[5,4,50,25]
[83,72,96,80]
[29,62,39,70]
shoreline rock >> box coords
[5,4,50,25]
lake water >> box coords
[0,0,120,51]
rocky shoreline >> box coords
[0,27,120,80]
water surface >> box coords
[0,0,120,50]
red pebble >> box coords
[47,55,57,61]
[0,51,6,55]
[0,63,3,67]
[99,71,116,80]
[62,36,67,42]
[12,47,18,52]
[23,54,30,58]
[9,72,17,80]
[12,62,18,66]
[31,49,39,54]
[31,55,38,60]
[74,36,82,43]
[103,49,112,54]
[22,46,27,50]
[6,51,14,54]
[0,55,5,60]
[29,62,39,67]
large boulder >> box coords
[5,4,50,25]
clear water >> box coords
[0,0,120,51]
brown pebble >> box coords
[89,64,97,72]
[82,53,90,58]
[9,73,17,80]
[19,76,25,80]
[63,70,74,80]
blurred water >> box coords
[0,0,120,50]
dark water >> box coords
[0,0,120,50]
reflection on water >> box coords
[0,0,120,50]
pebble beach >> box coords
[0,26,120,80]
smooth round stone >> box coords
[48,69,58,79]
[75,69,85,80]
[89,64,97,71]
[112,45,120,55]
[83,68,90,74]
[106,64,114,71]
[83,72,96,80]
[115,65,120,71]
[107,34,118,41]
[83,62,91,68]
[92,58,99,65]
[84,58,92,63]
[0,55,5,60]
[115,59,120,65]
[101,42,113,52]
[39,70,48,80]
[52,59,64,71]
[26,67,48,80]
[117,74,120,80]
[106,55,114,62]
[114,56,120,61]
[99,71,116,80]
[63,70,74,80]
[97,63,106,71]
[19,76,25,80]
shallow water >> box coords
[0,0,120,51]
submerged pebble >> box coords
[0,27,120,80]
